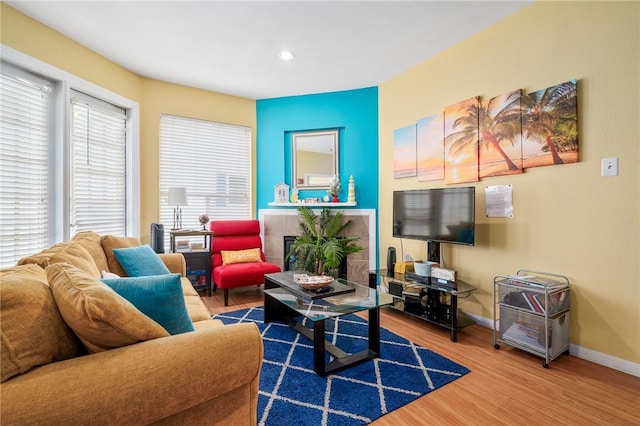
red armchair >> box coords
[210,219,281,306]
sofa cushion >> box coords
[184,294,214,323]
[48,244,101,278]
[221,248,263,265]
[100,235,142,276]
[16,241,69,267]
[46,263,169,353]
[72,231,110,272]
[213,261,282,289]
[17,241,101,278]
[102,274,194,335]
[0,264,80,383]
[113,244,171,277]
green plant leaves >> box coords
[289,206,364,276]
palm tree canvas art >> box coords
[393,124,417,178]
[417,113,445,182]
[479,90,524,178]
[521,80,578,167]
[444,96,480,184]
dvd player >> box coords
[405,272,457,288]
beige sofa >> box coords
[0,231,263,425]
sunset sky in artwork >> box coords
[417,113,444,181]
[393,124,417,178]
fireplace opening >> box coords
[283,236,347,280]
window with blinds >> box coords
[1,53,135,268]
[70,90,127,236]
[0,65,52,267]
[159,115,251,249]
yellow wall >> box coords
[0,3,141,101]
[1,3,256,244]
[139,80,256,242]
[379,1,639,363]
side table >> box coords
[169,229,213,296]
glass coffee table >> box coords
[263,271,394,377]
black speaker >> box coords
[386,247,396,277]
[427,241,440,264]
[150,223,165,253]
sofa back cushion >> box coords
[17,242,101,278]
[100,235,142,276]
[0,264,79,383]
[46,263,169,353]
[72,231,110,272]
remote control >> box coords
[315,286,332,294]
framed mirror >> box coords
[292,129,339,189]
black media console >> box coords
[370,270,477,342]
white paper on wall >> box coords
[485,184,513,218]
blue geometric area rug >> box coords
[213,306,470,425]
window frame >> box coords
[1,44,140,247]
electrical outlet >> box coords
[601,157,618,177]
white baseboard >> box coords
[465,313,640,378]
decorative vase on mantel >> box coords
[332,195,338,203]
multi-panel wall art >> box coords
[393,79,578,182]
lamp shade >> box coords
[167,187,187,206]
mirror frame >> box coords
[292,129,339,189]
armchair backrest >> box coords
[209,220,266,267]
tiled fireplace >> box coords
[259,208,376,284]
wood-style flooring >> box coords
[200,286,640,425]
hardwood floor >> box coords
[200,286,640,425]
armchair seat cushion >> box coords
[213,261,281,290]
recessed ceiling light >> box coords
[278,50,295,61]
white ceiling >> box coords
[7,1,532,100]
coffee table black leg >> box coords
[368,272,381,354]
[313,319,326,375]
[368,307,380,354]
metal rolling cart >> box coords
[493,270,570,368]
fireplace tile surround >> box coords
[259,209,376,284]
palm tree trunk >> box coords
[545,135,564,164]
[490,139,519,170]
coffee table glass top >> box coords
[264,271,394,322]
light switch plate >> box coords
[601,157,618,177]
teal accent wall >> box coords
[256,87,379,211]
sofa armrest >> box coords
[0,323,263,425]
[158,253,186,276]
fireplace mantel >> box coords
[267,201,357,207]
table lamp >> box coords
[168,187,187,229]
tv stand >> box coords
[370,270,477,342]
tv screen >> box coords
[393,187,475,245]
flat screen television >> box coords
[393,187,475,246]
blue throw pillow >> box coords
[113,244,170,277]
[101,274,195,335]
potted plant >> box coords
[288,206,364,277]
[327,175,341,202]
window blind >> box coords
[0,65,52,267]
[70,90,127,236]
[159,115,250,248]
